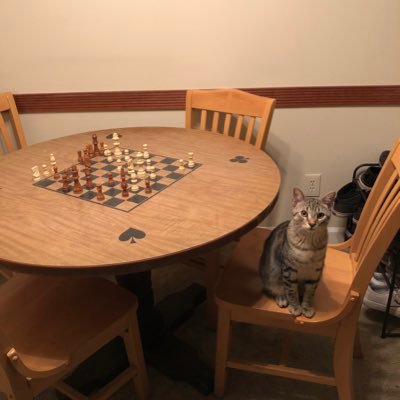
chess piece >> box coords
[103,143,110,156]
[120,167,126,179]
[143,144,149,159]
[121,181,129,197]
[96,184,105,201]
[136,159,146,178]
[88,145,94,158]
[31,165,41,182]
[73,177,83,194]
[131,182,140,192]
[146,159,152,172]
[53,166,60,180]
[149,166,156,180]
[188,152,195,168]
[100,142,105,156]
[113,141,122,158]
[130,172,137,183]
[136,151,143,159]
[108,172,115,186]
[50,153,57,170]
[62,175,70,192]
[86,177,95,189]
[144,178,152,194]
[77,150,83,164]
[178,159,185,171]
[92,134,100,156]
[42,164,50,177]
[84,156,91,169]
[112,132,119,141]
[127,159,135,173]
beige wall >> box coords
[1,1,400,226]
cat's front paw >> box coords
[301,306,315,318]
[288,304,302,316]
[275,295,288,308]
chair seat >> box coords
[0,274,138,373]
[216,228,354,324]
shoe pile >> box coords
[332,149,389,239]
[363,233,400,317]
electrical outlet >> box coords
[303,174,321,197]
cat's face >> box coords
[292,188,336,232]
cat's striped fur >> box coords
[259,188,336,318]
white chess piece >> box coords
[113,141,122,158]
[50,153,57,167]
[130,172,137,183]
[112,132,119,141]
[131,182,140,192]
[188,152,195,168]
[136,159,146,178]
[146,159,152,172]
[127,159,135,173]
[42,164,50,177]
[103,144,110,156]
[31,165,41,182]
[149,166,157,180]
[136,151,143,159]
[143,144,149,159]
[178,159,185,171]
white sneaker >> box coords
[369,276,388,290]
[363,285,400,317]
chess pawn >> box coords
[53,166,60,180]
[131,181,140,192]
[188,152,195,168]
[121,181,129,197]
[61,175,70,192]
[50,153,57,169]
[143,144,149,159]
[77,150,84,164]
[113,141,122,158]
[136,151,143,159]
[112,132,119,141]
[178,159,185,171]
[86,177,95,189]
[144,178,152,194]
[73,177,83,194]
[149,166,157,180]
[107,153,113,163]
[130,172,137,183]
[31,165,41,182]
[103,143,110,156]
[100,142,105,156]
[107,172,115,186]
[96,184,105,201]
[136,159,146,178]
[146,159,152,172]
[42,164,50,177]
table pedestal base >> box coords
[57,271,214,397]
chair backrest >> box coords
[185,89,276,150]
[350,138,400,294]
[0,92,27,154]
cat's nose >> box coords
[308,220,316,228]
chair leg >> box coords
[205,249,220,330]
[214,307,231,398]
[333,324,356,400]
[123,313,149,400]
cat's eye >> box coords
[300,210,308,217]
[317,213,325,219]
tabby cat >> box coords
[259,188,336,318]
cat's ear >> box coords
[293,187,305,207]
[321,191,336,209]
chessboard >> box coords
[33,148,202,212]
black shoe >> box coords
[333,182,364,217]
[379,150,390,167]
[357,166,381,191]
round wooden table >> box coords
[0,127,280,275]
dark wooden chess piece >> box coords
[100,142,105,156]
[62,175,69,192]
[73,177,83,194]
[96,184,105,201]
[86,177,95,189]
[77,150,83,164]
[121,181,129,197]
[53,166,60,180]
[92,134,100,156]
[107,172,114,187]
[145,178,152,194]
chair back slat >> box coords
[200,109,207,130]
[350,139,400,293]
[234,115,244,140]
[245,117,256,143]
[223,114,232,136]
[185,89,276,150]
[211,111,220,133]
[0,92,27,154]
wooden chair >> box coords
[0,274,149,400]
[0,92,27,154]
[214,139,400,400]
[185,88,276,150]
[185,89,276,327]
